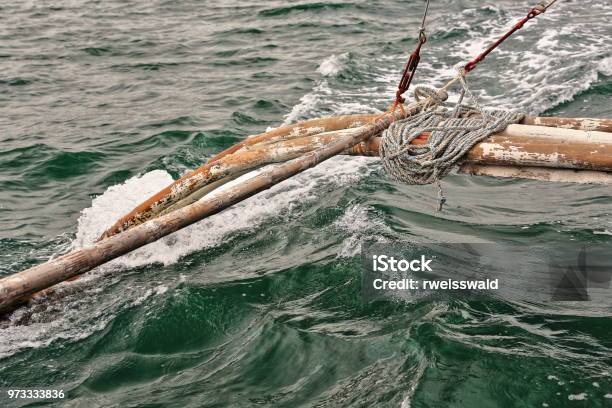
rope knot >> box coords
[418,29,427,44]
[379,80,524,209]
[395,91,406,104]
[413,86,448,105]
[529,3,547,18]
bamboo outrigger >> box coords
[1,112,611,317]
[99,115,612,239]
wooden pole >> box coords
[99,114,612,239]
[103,123,612,236]
[3,108,611,315]
[458,164,612,184]
[98,115,375,239]
[348,125,612,171]
[522,116,612,133]
[0,106,423,316]
[110,123,612,229]
[97,128,368,239]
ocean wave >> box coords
[317,53,349,77]
[259,2,354,17]
[0,156,376,355]
[282,53,381,124]
[281,80,330,125]
[333,203,390,257]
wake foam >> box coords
[599,56,612,76]
[317,53,349,77]
[0,157,377,357]
[282,52,381,125]
[283,1,611,122]
[73,169,174,249]
[333,204,391,258]
[74,156,376,270]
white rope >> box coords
[379,77,524,208]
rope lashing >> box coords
[377,0,561,208]
[379,78,524,189]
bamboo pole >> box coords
[0,105,424,316]
[348,125,612,171]
[9,125,405,307]
[522,116,612,133]
[98,128,369,239]
[153,128,374,216]
[242,113,612,134]
[98,115,375,239]
[244,114,612,139]
[159,171,249,216]
[99,114,612,239]
[231,113,612,138]
[108,124,612,227]
[459,164,612,184]
[117,122,612,224]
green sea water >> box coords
[1,1,611,407]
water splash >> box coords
[317,53,349,77]
[74,156,374,270]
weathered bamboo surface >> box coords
[244,113,612,133]
[245,113,612,134]
[99,115,612,239]
[522,116,612,133]
[349,125,612,171]
[119,124,612,223]
[98,115,374,239]
[459,164,612,184]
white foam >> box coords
[599,56,612,76]
[0,296,114,359]
[317,53,349,77]
[568,393,587,401]
[74,156,374,270]
[331,102,381,116]
[282,80,330,125]
[0,156,376,358]
[536,29,559,49]
[289,1,610,119]
[282,54,380,125]
[73,170,174,249]
[333,203,391,257]
[132,284,169,306]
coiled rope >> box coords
[379,75,524,208]
[377,0,559,209]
